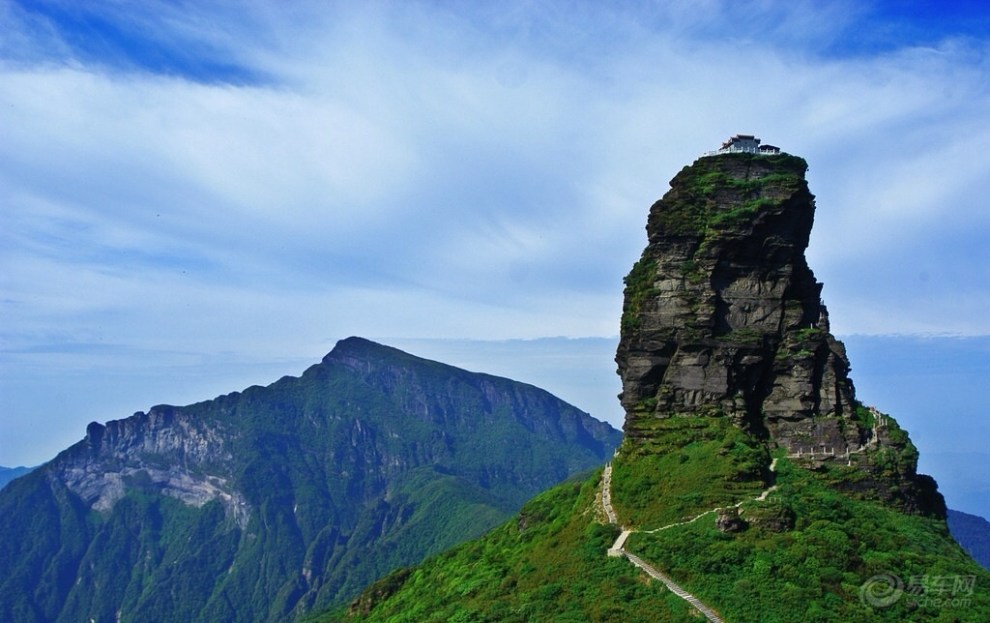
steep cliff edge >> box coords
[616,152,941,516]
[58,407,247,523]
[325,148,989,623]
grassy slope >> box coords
[610,416,769,528]
[313,470,700,623]
[322,427,990,623]
[628,456,990,622]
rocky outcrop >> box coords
[615,151,941,515]
[715,507,746,533]
[56,407,250,525]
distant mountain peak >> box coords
[322,336,421,368]
[327,336,388,355]
[0,465,34,491]
[0,339,620,622]
[949,509,990,571]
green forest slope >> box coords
[322,426,990,623]
[0,338,620,623]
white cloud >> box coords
[2,0,990,464]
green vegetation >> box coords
[0,338,620,623]
[680,258,706,284]
[316,472,699,623]
[776,326,827,362]
[853,404,877,428]
[794,327,826,342]
[717,327,765,346]
[612,416,769,527]
[651,153,808,237]
[620,257,659,331]
[321,443,989,623]
[626,458,990,622]
[707,197,775,228]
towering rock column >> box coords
[614,146,945,516]
[615,151,861,454]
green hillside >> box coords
[0,338,620,622]
[321,436,990,622]
[314,469,682,623]
[318,146,990,622]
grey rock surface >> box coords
[615,152,943,515]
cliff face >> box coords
[616,152,941,514]
[59,408,247,523]
[321,148,988,623]
[0,337,620,623]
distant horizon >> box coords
[3,332,987,521]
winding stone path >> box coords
[787,413,888,462]
[600,458,783,623]
[624,552,725,623]
[600,462,724,622]
[600,461,618,525]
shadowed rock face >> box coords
[616,152,943,515]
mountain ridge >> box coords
[0,337,620,622]
[325,150,990,622]
[948,510,990,571]
[0,466,33,490]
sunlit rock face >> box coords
[615,151,943,515]
[58,410,249,525]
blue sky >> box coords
[1,1,989,513]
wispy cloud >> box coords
[2,0,989,464]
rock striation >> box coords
[616,151,942,514]
[57,408,249,525]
